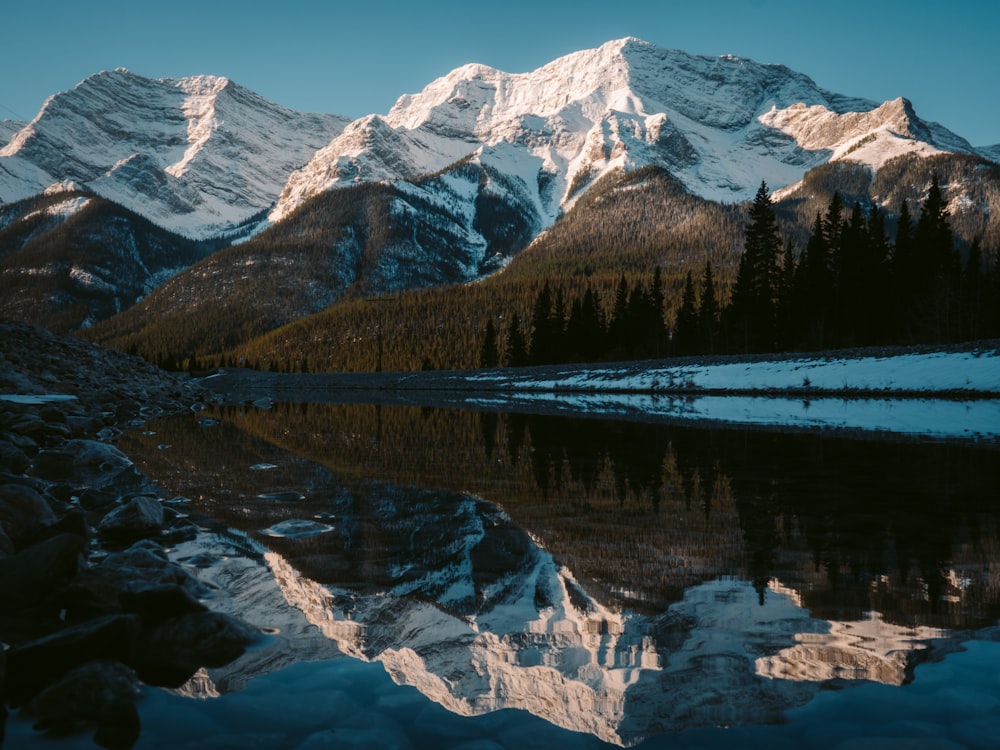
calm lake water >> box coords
[11,399,1000,749]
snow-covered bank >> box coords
[202,345,1000,443]
[458,346,1000,442]
[463,346,1000,396]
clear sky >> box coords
[2,0,997,146]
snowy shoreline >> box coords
[201,343,1000,444]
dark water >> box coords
[13,401,1000,749]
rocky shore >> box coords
[0,322,261,749]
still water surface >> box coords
[16,400,1000,749]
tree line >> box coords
[483,176,1000,367]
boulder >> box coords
[119,583,207,627]
[74,541,208,612]
[0,532,87,612]
[0,483,58,547]
[29,659,140,741]
[0,438,30,474]
[67,439,135,485]
[135,610,260,687]
[4,614,139,706]
[98,496,164,542]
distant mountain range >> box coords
[1,37,997,344]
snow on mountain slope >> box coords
[272,37,979,226]
[0,119,26,147]
[0,69,349,238]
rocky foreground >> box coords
[0,322,261,749]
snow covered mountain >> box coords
[0,69,349,238]
[3,38,997,341]
[271,37,985,229]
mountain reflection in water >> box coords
[116,402,1000,747]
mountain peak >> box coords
[0,69,347,237]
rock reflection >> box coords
[118,403,1000,746]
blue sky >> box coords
[3,0,998,146]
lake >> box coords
[10,397,1000,749]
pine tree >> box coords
[913,174,959,341]
[891,199,915,340]
[697,261,720,355]
[504,313,529,367]
[775,240,798,349]
[961,238,984,341]
[727,182,782,352]
[674,271,699,355]
[480,319,500,368]
[607,274,630,357]
[837,201,868,346]
[529,282,556,365]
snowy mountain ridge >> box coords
[271,37,983,227]
[1,38,989,242]
[0,68,349,237]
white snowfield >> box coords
[469,348,1000,394]
[460,347,1000,442]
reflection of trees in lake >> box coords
[128,403,1000,628]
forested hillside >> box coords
[82,157,1000,374]
[228,168,745,372]
[0,192,221,331]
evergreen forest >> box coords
[92,167,1000,374]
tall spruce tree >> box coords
[913,174,959,341]
[529,282,556,365]
[675,271,699,355]
[698,261,720,355]
[728,181,782,352]
[504,313,528,367]
[891,199,915,340]
[480,319,500,368]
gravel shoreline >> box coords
[1,322,260,747]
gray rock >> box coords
[66,439,135,487]
[0,438,30,474]
[136,610,261,687]
[0,483,58,546]
[98,496,164,541]
[29,659,140,734]
[119,583,207,627]
[78,541,208,608]
[0,532,86,611]
[4,614,139,706]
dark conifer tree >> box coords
[504,313,529,367]
[607,274,630,357]
[577,286,606,361]
[698,261,720,355]
[891,199,915,340]
[865,204,893,345]
[528,282,555,365]
[799,211,835,349]
[552,287,568,362]
[480,318,500,368]
[774,239,798,349]
[727,182,782,352]
[674,271,699,356]
[913,174,959,341]
[837,201,868,346]
[649,267,668,356]
[961,238,985,341]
